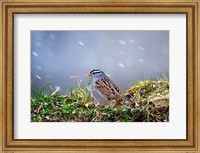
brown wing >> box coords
[106,77,122,95]
[95,76,121,99]
[104,77,122,98]
[95,78,112,97]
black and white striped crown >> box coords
[90,69,104,75]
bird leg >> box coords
[101,100,108,107]
[112,99,119,107]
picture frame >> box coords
[0,0,199,152]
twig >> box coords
[51,87,60,96]
[37,105,42,114]
[91,116,98,122]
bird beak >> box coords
[87,73,92,76]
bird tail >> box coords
[121,95,133,103]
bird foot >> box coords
[112,99,119,107]
[101,100,108,107]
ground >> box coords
[31,78,169,122]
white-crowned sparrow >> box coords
[87,69,132,106]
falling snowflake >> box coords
[78,41,84,46]
[138,46,144,50]
[36,42,42,47]
[36,65,42,70]
[118,62,125,68]
[119,40,126,45]
[70,75,79,79]
[139,58,144,63]
[32,51,38,57]
[120,51,125,55]
[49,33,56,40]
[36,75,42,80]
[129,39,135,44]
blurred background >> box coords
[31,31,169,97]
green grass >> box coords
[31,77,169,122]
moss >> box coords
[31,78,169,122]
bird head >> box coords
[87,69,104,77]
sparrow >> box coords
[87,69,132,106]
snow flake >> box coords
[32,51,38,57]
[118,62,125,68]
[120,51,125,55]
[36,42,42,47]
[78,41,84,46]
[36,75,42,80]
[49,33,56,40]
[139,58,144,63]
[119,40,127,45]
[129,39,135,44]
[70,75,79,79]
[138,46,144,50]
[36,65,42,70]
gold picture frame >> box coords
[0,0,199,152]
